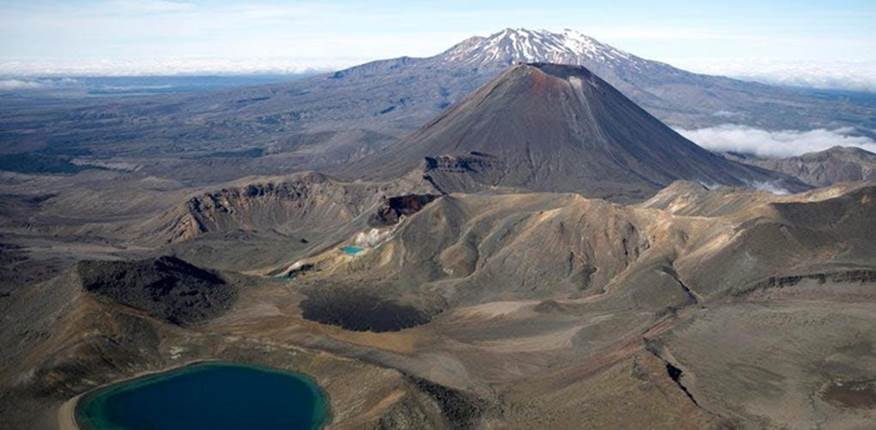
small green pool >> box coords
[76,362,329,430]
[340,246,363,255]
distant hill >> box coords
[727,146,876,187]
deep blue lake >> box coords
[76,362,328,430]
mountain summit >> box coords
[349,63,804,200]
[438,28,639,68]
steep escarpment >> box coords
[149,171,434,244]
[368,193,439,227]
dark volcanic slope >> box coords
[77,256,234,325]
[346,63,802,200]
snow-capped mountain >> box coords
[438,28,639,68]
[304,28,870,171]
[15,27,870,179]
[427,28,681,113]
[320,27,781,130]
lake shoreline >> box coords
[58,359,333,430]
[58,359,331,430]
[57,359,220,430]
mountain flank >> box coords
[343,63,806,201]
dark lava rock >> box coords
[734,269,876,297]
[408,376,487,430]
[300,289,431,332]
[76,256,235,325]
[368,193,439,227]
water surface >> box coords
[76,362,328,430]
[341,246,363,255]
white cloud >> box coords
[0,0,871,90]
[0,57,343,76]
[0,1,466,72]
[677,124,876,158]
[699,179,789,195]
[0,78,45,89]
[105,0,196,15]
[669,58,876,92]
[746,181,790,195]
[0,77,82,90]
[589,26,756,43]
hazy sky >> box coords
[1,0,874,87]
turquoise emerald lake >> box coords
[76,362,329,430]
[341,246,363,255]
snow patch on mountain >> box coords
[438,28,643,68]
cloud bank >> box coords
[0,58,344,77]
[746,181,790,195]
[676,124,876,158]
[0,79,45,89]
[0,77,81,91]
[672,59,876,93]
